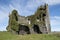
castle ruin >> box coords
[7,4,51,35]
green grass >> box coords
[0,31,60,40]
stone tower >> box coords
[45,4,51,33]
[7,4,51,34]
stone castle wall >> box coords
[7,4,51,35]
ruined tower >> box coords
[7,4,51,34]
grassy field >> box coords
[0,31,60,40]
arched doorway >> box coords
[18,24,30,35]
[33,24,42,34]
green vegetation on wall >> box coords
[27,5,46,25]
[7,10,19,31]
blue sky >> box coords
[0,0,60,31]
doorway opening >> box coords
[33,24,42,34]
[18,24,30,35]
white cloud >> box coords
[50,16,60,31]
[43,0,60,5]
[51,16,60,19]
[0,25,7,31]
[0,9,8,23]
[0,6,10,31]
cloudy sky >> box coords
[0,0,60,31]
